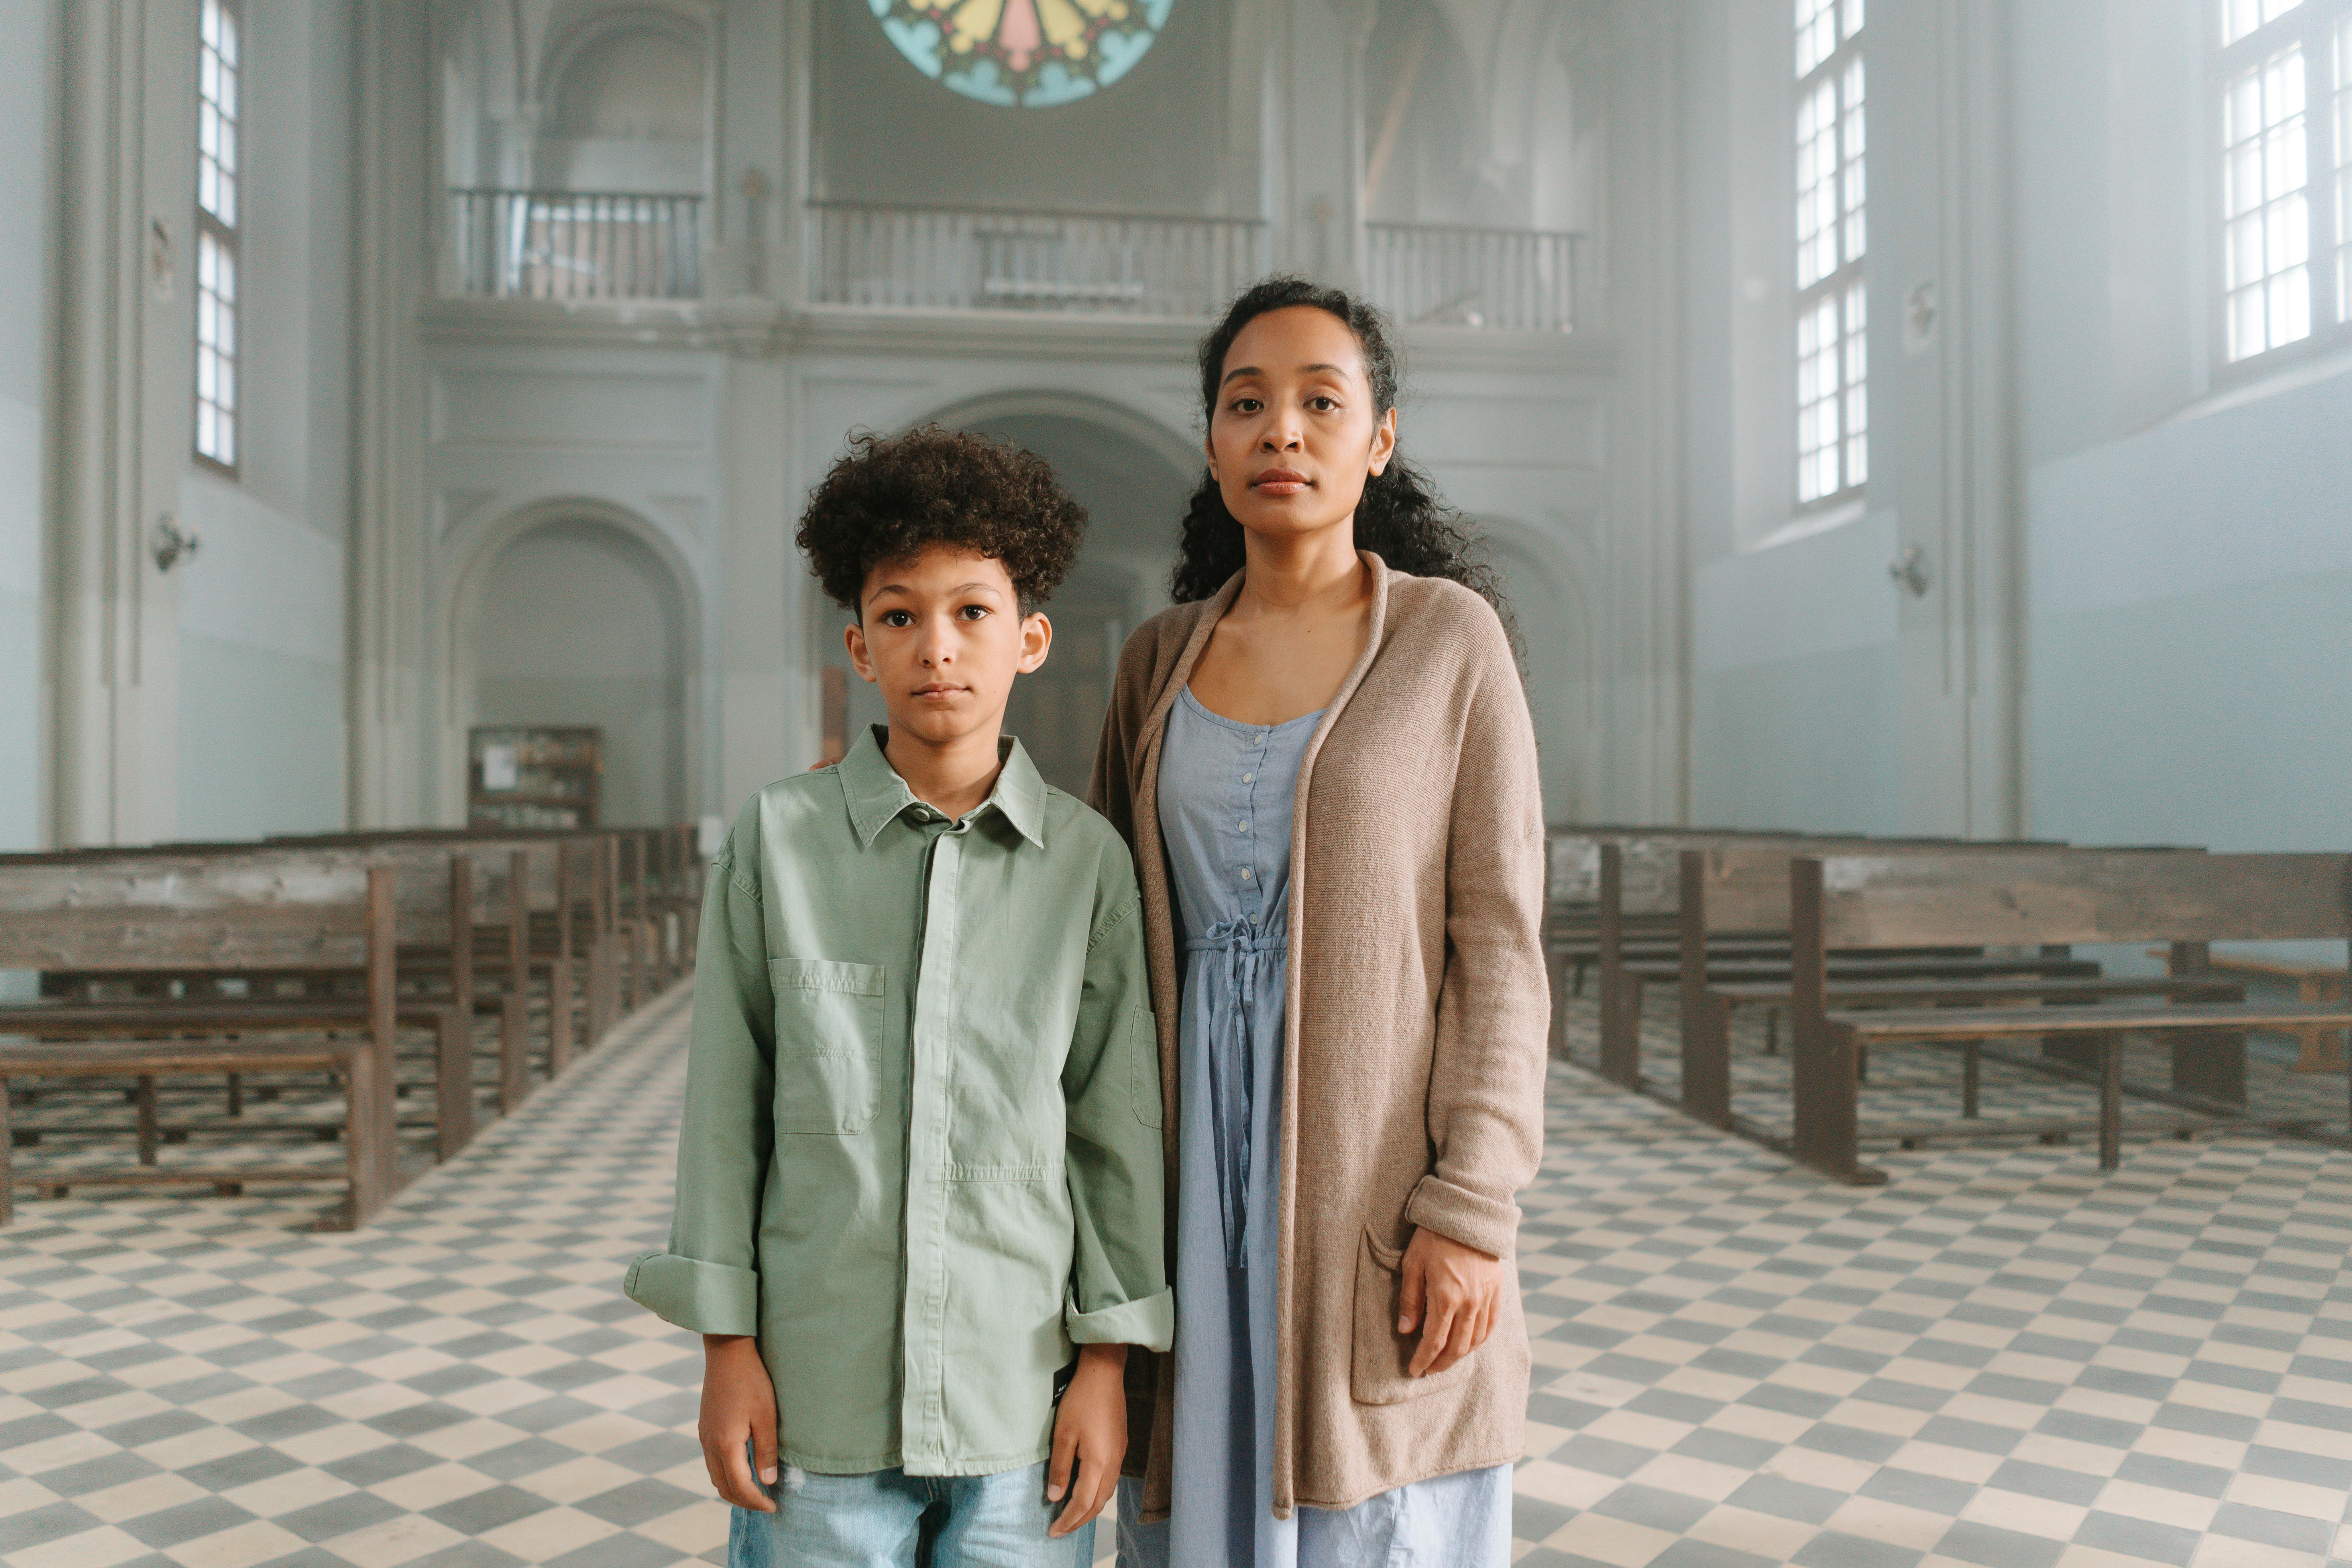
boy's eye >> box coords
[959,604,990,620]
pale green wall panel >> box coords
[1692,648,1902,834]
[2030,569,2352,853]
[177,637,346,841]
[0,587,37,850]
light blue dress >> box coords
[1116,688,1512,1568]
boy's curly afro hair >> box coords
[796,426,1087,616]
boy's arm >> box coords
[1048,839,1169,1535]
[1059,841,1173,1356]
[623,818,776,1336]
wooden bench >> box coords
[0,858,422,1226]
[1592,835,2067,1089]
[2146,948,2348,1071]
[16,840,540,1159]
[1787,851,2352,1183]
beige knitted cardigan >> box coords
[1088,554,1550,1521]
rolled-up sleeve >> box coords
[1059,844,1174,1353]
[623,814,775,1336]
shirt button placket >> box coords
[901,827,961,1468]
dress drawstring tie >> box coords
[1183,918,1282,1269]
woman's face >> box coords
[1206,306,1397,547]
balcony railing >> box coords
[806,200,1271,318]
[448,189,704,301]
[1365,222,1580,333]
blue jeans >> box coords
[730,1460,1097,1568]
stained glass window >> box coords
[871,0,1175,107]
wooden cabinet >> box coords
[468,726,601,829]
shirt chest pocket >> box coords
[768,959,886,1135]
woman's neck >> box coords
[1236,520,1367,617]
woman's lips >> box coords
[1251,469,1310,496]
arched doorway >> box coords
[468,518,690,826]
[813,405,1195,798]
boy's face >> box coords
[845,546,1051,753]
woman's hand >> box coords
[1398,1228,1503,1377]
[700,1334,780,1512]
[1045,1343,1128,1537]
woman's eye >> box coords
[882,611,912,627]
[1230,397,1263,415]
[1309,396,1339,412]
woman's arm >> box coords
[1407,607,1550,1269]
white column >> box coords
[348,0,433,827]
[51,0,195,846]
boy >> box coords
[625,426,1169,1567]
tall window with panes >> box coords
[1796,0,1866,507]
[195,0,240,472]
[2217,0,2352,363]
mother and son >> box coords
[624,277,1551,1568]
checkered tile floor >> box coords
[10,985,2352,1567]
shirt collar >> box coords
[837,725,1049,851]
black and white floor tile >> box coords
[6,984,2352,1567]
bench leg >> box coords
[1682,994,1733,1129]
[1598,975,1642,1090]
[227,1072,243,1117]
[343,1047,393,1229]
[1765,1009,1779,1055]
[548,960,574,1077]
[627,922,647,1011]
[1791,1021,1887,1187]
[2099,1033,2122,1171]
[2171,1029,2245,1105]
[1,1075,12,1226]
[1962,1046,1980,1118]
[500,993,530,1114]
[136,1077,159,1166]
[436,1008,474,1161]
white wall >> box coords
[2015,0,2352,853]
[173,0,356,840]
[0,0,56,851]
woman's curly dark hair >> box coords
[796,425,1087,616]
[1171,277,1508,623]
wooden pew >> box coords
[1592,835,2079,1089]
[1787,851,2352,1183]
[1674,842,2227,1137]
[0,857,420,1226]
[7,841,504,1160]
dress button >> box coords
[1238,820,1250,833]
[1242,773,1253,783]
[1240,868,1252,880]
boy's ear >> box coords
[844,619,880,684]
[1017,611,1053,676]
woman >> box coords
[1090,278,1549,1566]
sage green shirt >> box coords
[624,728,1171,1477]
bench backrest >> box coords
[1799,851,2352,948]
[1546,829,1828,909]
[1684,839,2142,935]
[0,854,388,972]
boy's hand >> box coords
[1045,1343,1127,1537]
[700,1334,780,1512]
[1398,1227,1502,1377]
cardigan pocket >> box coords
[1350,1226,1481,1405]
[769,959,884,1135]
[1129,1009,1163,1129]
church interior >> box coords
[4,0,2352,1564]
